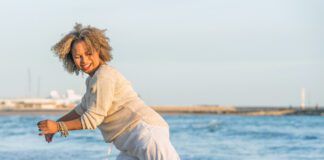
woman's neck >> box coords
[88,62,106,77]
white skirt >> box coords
[113,120,180,160]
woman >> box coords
[37,23,180,160]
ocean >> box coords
[0,114,323,160]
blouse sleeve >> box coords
[74,104,84,115]
[74,96,86,115]
[80,73,116,130]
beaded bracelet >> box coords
[57,121,69,137]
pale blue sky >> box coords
[0,0,322,106]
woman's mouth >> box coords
[81,64,92,71]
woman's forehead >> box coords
[72,41,91,53]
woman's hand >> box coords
[45,133,55,143]
[37,119,59,136]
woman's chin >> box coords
[83,68,96,76]
[81,68,91,74]
[81,64,101,75]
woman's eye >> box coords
[74,56,80,59]
[86,52,92,55]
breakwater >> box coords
[151,106,324,116]
[1,106,323,116]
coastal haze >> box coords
[0,0,322,106]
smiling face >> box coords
[72,40,103,76]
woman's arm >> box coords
[62,118,83,131]
[57,109,81,122]
[38,118,83,134]
[37,118,83,142]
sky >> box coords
[0,0,322,106]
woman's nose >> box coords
[80,56,89,64]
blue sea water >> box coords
[0,114,324,160]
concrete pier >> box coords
[1,105,323,116]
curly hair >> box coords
[52,23,113,75]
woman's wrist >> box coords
[55,122,60,133]
[56,121,69,137]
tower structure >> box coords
[300,88,305,110]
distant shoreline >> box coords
[1,106,323,116]
[0,109,71,116]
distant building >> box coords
[0,89,81,110]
